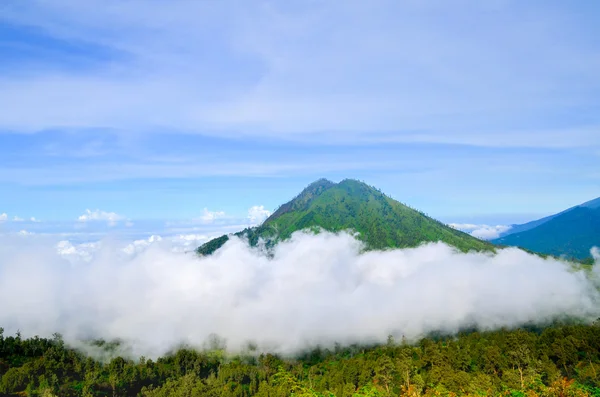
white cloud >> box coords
[122,235,162,256]
[170,234,211,253]
[77,209,126,226]
[0,213,7,222]
[247,205,271,225]
[449,223,479,231]
[0,158,402,186]
[173,234,208,242]
[56,233,211,261]
[0,231,598,359]
[56,240,101,262]
[8,216,40,223]
[196,208,226,224]
[471,225,512,240]
[449,223,512,240]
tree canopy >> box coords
[2,323,600,396]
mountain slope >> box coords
[197,178,493,255]
[499,196,600,237]
[581,197,600,209]
[493,206,600,260]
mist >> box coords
[1,231,599,358]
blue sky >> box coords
[1,0,599,238]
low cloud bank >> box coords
[0,231,599,358]
[449,223,512,240]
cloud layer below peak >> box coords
[1,231,598,358]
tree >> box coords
[374,356,395,395]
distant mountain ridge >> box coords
[493,202,600,260]
[499,196,600,237]
[197,178,493,256]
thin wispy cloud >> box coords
[0,0,598,224]
[0,1,598,147]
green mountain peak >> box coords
[263,178,335,223]
[197,179,493,256]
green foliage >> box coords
[196,234,230,256]
[3,323,600,396]
[197,179,494,256]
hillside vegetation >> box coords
[197,179,493,256]
[2,324,600,396]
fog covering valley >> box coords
[1,231,599,359]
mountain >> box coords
[499,196,600,237]
[197,178,493,255]
[493,206,600,260]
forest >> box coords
[2,322,600,397]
